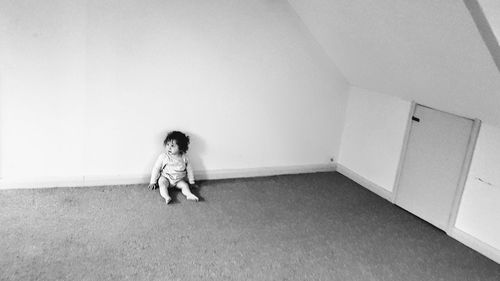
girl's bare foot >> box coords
[165,197,172,204]
[186,194,199,201]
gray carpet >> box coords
[1,172,499,281]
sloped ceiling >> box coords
[288,0,500,126]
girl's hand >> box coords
[148,183,158,190]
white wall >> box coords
[0,0,349,187]
[456,123,500,250]
[0,0,87,180]
[338,87,411,192]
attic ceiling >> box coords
[288,0,500,127]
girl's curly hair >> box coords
[163,131,190,154]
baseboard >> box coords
[0,163,336,190]
[83,174,150,187]
[449,227,500,264]
[0,174,149,189]
[194,163,336,181]
[0,176,86,189]
[335,163,392,201]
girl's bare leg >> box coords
[158,176,171,204]
[176,181,198,201]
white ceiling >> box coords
[288,0,500,126]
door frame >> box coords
[391,102,481,234]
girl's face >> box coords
[165,140,180,155]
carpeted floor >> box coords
[1,172,499,281]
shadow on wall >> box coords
[185,131,206,174]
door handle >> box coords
[412,116,420,122]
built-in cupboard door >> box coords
[395,104,474,231]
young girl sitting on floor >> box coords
[148,131,199,204]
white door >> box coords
[395,105,473,230]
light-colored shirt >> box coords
[150,152,195,185]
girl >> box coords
[149,131,199,204]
